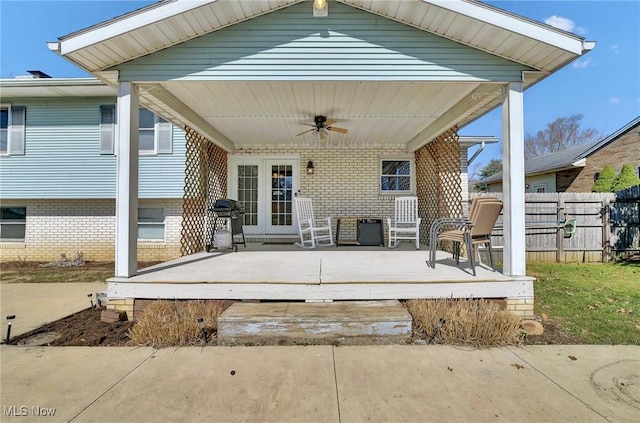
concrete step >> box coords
[217,300,412,341]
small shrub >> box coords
[128,300,222,348]
[592,165,616,192]
[612,163,640,192]
[405,298,523,346]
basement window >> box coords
[0,206,26,241]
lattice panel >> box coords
[416,126,463,247]
[181,127,227,256]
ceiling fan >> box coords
[296,115,348,140]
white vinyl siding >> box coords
[0,98,186,199]
[138,207,165,241]
[115,2,529,83]
[380,159,415,194]
[0,206,26,241]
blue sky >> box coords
[1,1,639,174]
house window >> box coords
[593,172,600,182]
[533,184,546,193]
[0,106,26,156]
[380,159,414,193]
[138,207,165,241]
[0,108,8,154]
[99,105,116,155]
[0,206,26,241]
[139,109,172,155]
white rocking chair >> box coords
[387,196,421,249]
[294,197,334,249]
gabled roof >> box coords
[576,116,640,159]
[482,116,640,184]
[51,0,593,75]
[45,0,594,151]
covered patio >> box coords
[108,244,534,315]
[51,0,592,314]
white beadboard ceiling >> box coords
[51,0,593,152]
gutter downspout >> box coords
[467,142,486,165]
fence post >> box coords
[556,194,565,263]
[602,199,610,263]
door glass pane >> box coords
[271,165,293,227]
[237,165,258,226]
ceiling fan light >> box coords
[314,0,327,10]
[313,0,328,17]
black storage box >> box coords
[357,219,384,246]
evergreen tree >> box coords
[592,165,616,192]
[612,164,640,192]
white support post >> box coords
[501,82,526,277]
[115,82,139,278]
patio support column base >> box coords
[506,297,534,317]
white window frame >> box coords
[137,206,166,242]
[533,184,547,193]
[0,206,27,242]
[0,104,24,156]
[139,108,172,156]
[0,105,8,155]
[379,157,416,195]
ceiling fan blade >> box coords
[327,126,348,134]
[296,128,316,136]
[319,129,328,140]
[324,119,337,126]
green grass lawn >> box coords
[527,261,640,345]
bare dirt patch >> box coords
[7,307,134,347]
[6,306,583,347]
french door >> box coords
[228,157,299,235]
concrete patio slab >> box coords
[0,282,106,337]
[0,346,155,422]
[111,251,322,284]
[72,346,339,423]
[508,345,640,423]
[333,345,613,423]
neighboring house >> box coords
[483,116,640,193]
[0,76,187,262]
[0,75,493,262]
[3,0,594,283]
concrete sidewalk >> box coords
[1,344,638,422]
[1,283,638,422]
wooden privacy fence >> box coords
[471,189,640,262]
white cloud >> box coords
[572,57,593,69]
[610,97,620,104]
[610,44,619,53]
[545,15,576,32]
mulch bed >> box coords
[7,307,134,347]
[5,306,584,347]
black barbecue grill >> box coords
[207,199,246,252]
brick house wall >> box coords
[566,126,640,192]
[233,146,406,241]
[0,199,183,262]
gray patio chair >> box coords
[427,196,499,266]
[294,197,334,249]
[428,198,502,276]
